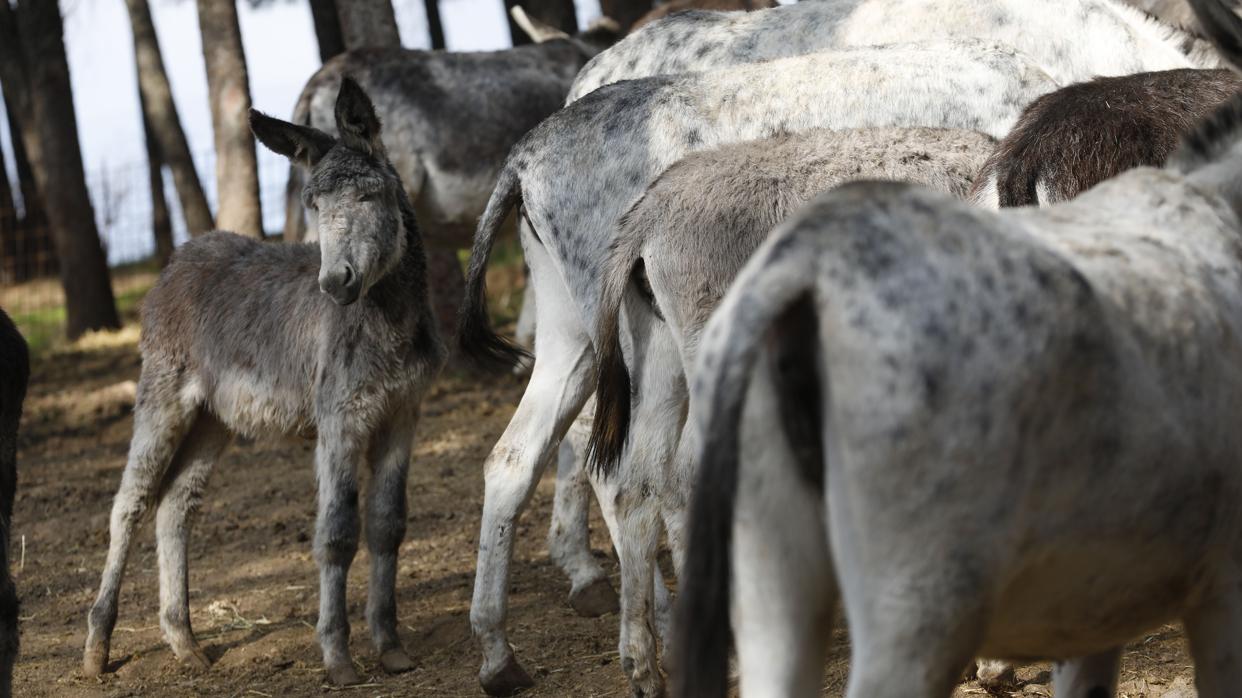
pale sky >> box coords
[0,0,603,263]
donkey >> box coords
[1122,0,1242,35]
[971,68,1242,207]
[633,0,778,31]
[82,79,445,687]
[581,127,994,692]
[458,41,1056,696]
[284,23,618,342]
[0,309,26,697]
[567,0,1222,103]
[675,0,1242,695]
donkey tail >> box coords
[281,87,316,241]
[457,165,532,372]
[672,227,818,698]
[585,217,649,478]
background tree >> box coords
[0,0,119,338]
[125,0,216,236]
[505,0,577,45]
[424,0,446,49]
[140,90,175,266]
[309,0,346,61]
[198,0,263,237]
[598,0,652,32]
[0,101,53,280]
[336,0,401,48]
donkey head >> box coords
[250,78,407,306]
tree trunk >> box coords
[124,0,216,236]
[599,0,652,32]
[0,132,15,284]
[198,0,263,237]
[140,90,175,267]
[0,0,119,338]
[2,102,54,282]
[424,0,445,50]
[309,0,346,62]
[336,0,401,49]
[506,0,577,45]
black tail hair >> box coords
[586,230,648,477]
[672,230,816,698]
[457,166,533,373]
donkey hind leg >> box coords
[364,408,418,674]
[471,237,596,696]
[314,418,366,686]
[1184,578,1242,698]
[603,303,686,698]
[156,412,231,671]
[549,400,618,618]
[1050,649,1121,698]
[732,346,836,698]
[84,377,200,676]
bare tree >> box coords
[309,0,346,61]
[125,0,216,236]
[0,0,119,338]
[140,90,175,266]
[0,102,54,282]
[0,131,15,284]
[598,0,652,32]
[198,0,263,237]
[424,0,445,49]
[337,0,401,48]
[505,0,577,45]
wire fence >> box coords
[0,147,292,351]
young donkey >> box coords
[82,79,444,687]
[0,309,26,697]
[459,41,1054,696]
[676,0,1242,695]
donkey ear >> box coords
[334,77,384,157]
[249,109,334,168]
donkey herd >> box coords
[7,0,1242,695]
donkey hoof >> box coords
[176,645,212,672]
[975,659,1016,690]
[82,644,109,677]
[380,647,415,674]
[480,655,535,696]
[569,577,619,617]
[327,661,363,686]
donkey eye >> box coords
[360,192,380,203]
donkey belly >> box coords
[206,369,314,439]
[418,169,502,249]
[979,539,1205,660]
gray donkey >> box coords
[82,79,444,687]
[586,127,995,696]
[0,309,26,698]
[676,1,1242,695]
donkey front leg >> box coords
[548,400,618,617]
[472,238,596,696]
[156,413,230,670]
[1183,581,1242,697]
[364,408,419,674]
[313,418,365,686]
[1051,649,1121,697]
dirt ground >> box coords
[9,320,1202,697]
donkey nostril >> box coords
[342,264,355,287]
